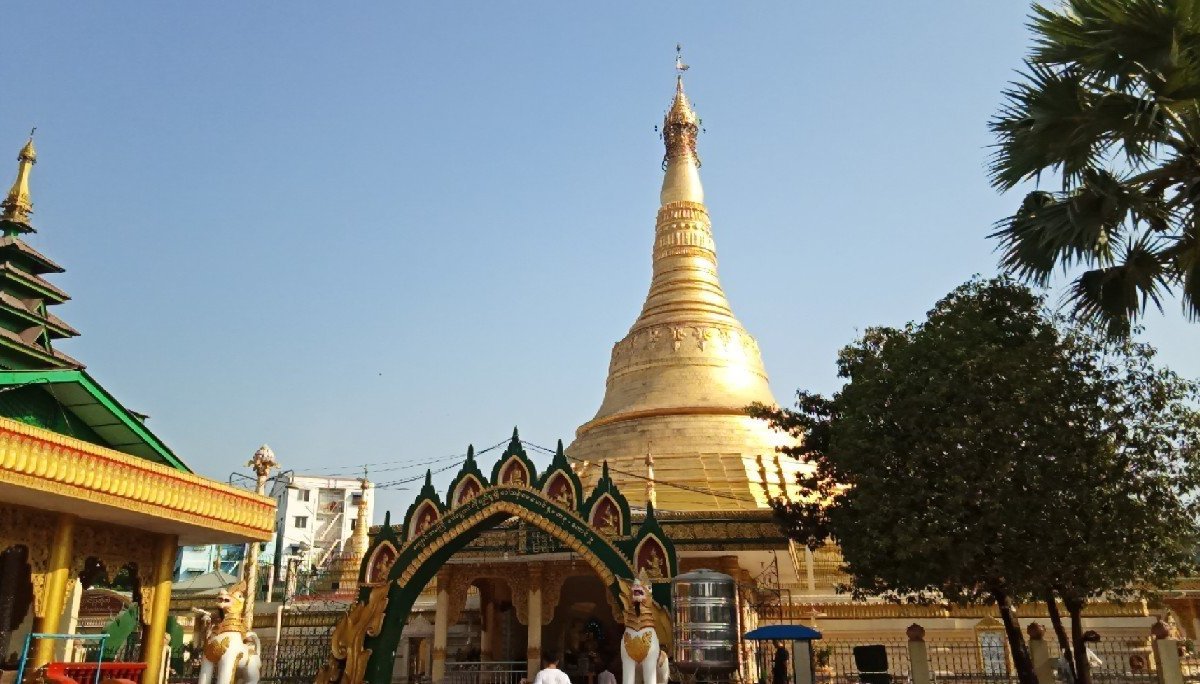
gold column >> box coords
[480,584,495,661]
[526,564,542,679]
[485,600,499,661]
[140,534,177,684]
[432,571,450,681]
[32,513,76,668]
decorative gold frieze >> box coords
[0,417,274,541]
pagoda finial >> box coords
[1,131,38,231]
[660,47,702,205]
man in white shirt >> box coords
[533,653,571,684]
[597,665,617,684]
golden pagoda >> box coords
[316,476,374,596]
[567,59,803,511]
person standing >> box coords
[773,642,790,684]
[534,653,572,684]
[597,665,616,684]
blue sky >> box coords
[3,3,1195,519]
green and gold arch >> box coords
[316,428,678,684]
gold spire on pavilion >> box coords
[1,133,37,226]
[567,48,803,511]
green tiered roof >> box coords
[0,137,191,472]
[0,136,82,370]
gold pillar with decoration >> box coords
[479,583,495,661]
[526,563,542,679]
[432,570,450,681]
[32,512,76,667]
[140,534,178,684]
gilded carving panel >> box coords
[0,503,55,617]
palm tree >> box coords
[989,0,1200,335]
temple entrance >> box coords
[543,575,622,683]
[316,432,678,684]
[0,545,33,663]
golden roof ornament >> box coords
[1,130,37,226]
[663,45,699,168]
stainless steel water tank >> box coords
[672,569,738,676]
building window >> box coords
[294,516,308,528]
[350,519,357,530]
[298,489,311,502]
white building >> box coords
[270,473,372,580]
[173,544,246,581]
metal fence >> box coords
[926,640,1013,684]
[168,628,332,684]
[813,636,1160,684]
[1087,637,1157,684]
[444,660,526,684]
[818,639,912,683]
[259,628,334,684]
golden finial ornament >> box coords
[1,130,38,226]
[663,45,699,168]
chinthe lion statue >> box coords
[198,581,262,684]
[617,573,671,684]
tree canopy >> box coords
[989,0,1200,334]
[753,277,1200,684]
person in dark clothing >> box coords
[773,642,790,684]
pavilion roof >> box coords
[0,368,189,471]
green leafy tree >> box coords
[1032,326,1200,684]
[989,0,1200,335]
[752,277,1200,684]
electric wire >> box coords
[518,438,760,505]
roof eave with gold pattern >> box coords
[0,416,275,544]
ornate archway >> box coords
[317,430,677,684]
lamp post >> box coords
[243,444,278,627]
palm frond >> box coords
[990,169,1161,282]
[990,63,1105,190]
[1031,0,1198,96]
[1064,236,1175,335]
[1165,217,1200,319]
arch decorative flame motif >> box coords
[634,536,668,580]
[454,477,482,506]
[364,542,398,585]
[591,495,621,534]
[544,472,574,508]
[410,503,439,540]
[500,460,529,487]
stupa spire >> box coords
[661,47,703,205]
[1,133,37,233]
[567,50,800,511]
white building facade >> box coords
[269,473,372,580]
